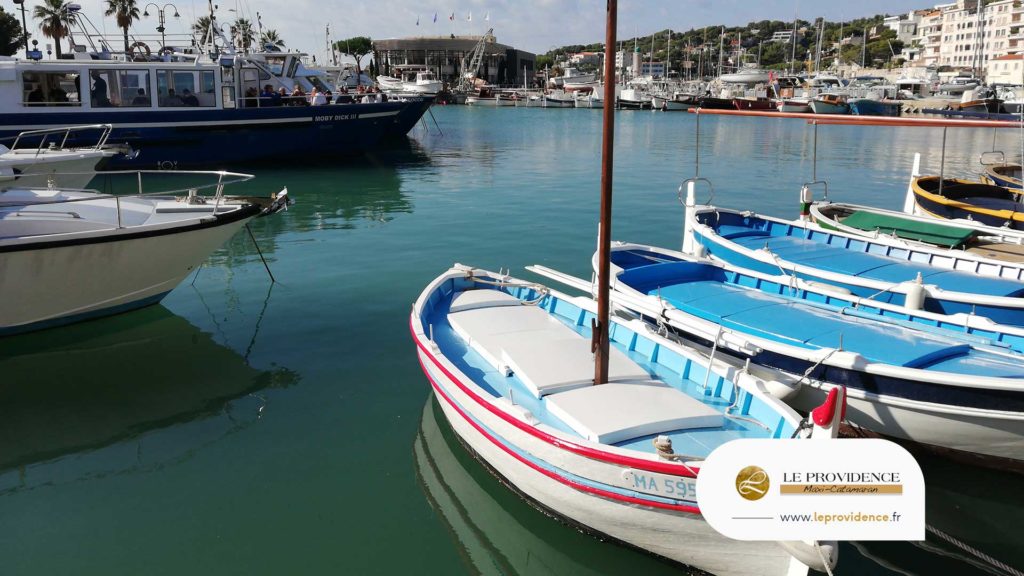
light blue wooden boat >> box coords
[683,202,1024,327]
[412,265,841,575]
[540,244,1024,466]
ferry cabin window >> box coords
[87,69,152,107]
[21,72,81,106]
[265,56,286,76]
[156,70,216,107]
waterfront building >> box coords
[639,61,666,78]
[569,51,602,66]
[768,30,794,43]
[373,35,535,86]
[905,0,1020,72]
[986,52,1023,83]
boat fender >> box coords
[779,540,839,573]
[903,272,926,310]
[129,41,151,61]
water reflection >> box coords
[0,306,298,489]
[413,396,694,576]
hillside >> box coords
[540,14,904,75]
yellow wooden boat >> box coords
[911,175,1024,230]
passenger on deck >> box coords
[131,88,151,106]
[309,87,327,106]
[90,72,111,107]
[290,85,307,106]
[181,88,200,106]
[27,86,44,105]
[162,88,183,106]
[260,84,280,106]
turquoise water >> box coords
[2,106,1023,575]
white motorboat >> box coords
[377,66,443,96]
[573,93,604,108]
[549,67,597,89]
[809,93,851,114]
[536,89,575,108]
[719,61,770,84]
[0,171,290,334]
[0,125,130,190]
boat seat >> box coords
[447,289,650,398]
[546,381,725,444]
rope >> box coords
[926,524,1024,576]
[790,346,841,390]
[815,542,835,576]
[467,275,549,305]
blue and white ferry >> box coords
[0,45,430,169]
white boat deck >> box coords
[447,290,724,444]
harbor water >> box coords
[2,106,1023,575]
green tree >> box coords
[192,15,214,45]
[230,18,254,53]
[261,28,283,49]
[333,36,372,84]
[104,0,140,55]
[0,7,27,56]
[33,0,77,58]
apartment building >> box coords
[905,0,1020,70]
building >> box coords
[769,30,794,43]
[639,61,666,77]
[569,51,602,66]
[905,0,1020,71]
[373,34,536,86]
[987,52,1023,83]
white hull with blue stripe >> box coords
[567,242,1024,466]
[411,265,840,576]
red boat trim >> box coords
[420,354,702,515]
[410,315,701,478]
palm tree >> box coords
[261,29,284,49]
[104,0,140,54]
[192,15,214,46]
[33,0,77,58]
[230,18,254,53]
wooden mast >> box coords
[594,0,617,385]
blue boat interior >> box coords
[611,254,1024,379]
[697,210,1024,300]
[420,277,795,460]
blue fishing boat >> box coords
[0,49,431,169]
[412,265,841,575]
[683,201,1024,326]
[982,163,1022,189]
[910,176,1024,230]
[849,98,901,117]
[543,243,1024,466]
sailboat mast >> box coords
[667,30,671,79]
[595,0,618,385]
[718,28,724,77]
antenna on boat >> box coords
[593,0,617,386]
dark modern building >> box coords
[373,34,536,86]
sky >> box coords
[56,0,928,62]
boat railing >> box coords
[801,180,829,203]
[3,170,255,226]
[980,150,1007,166]
[9,124,114,155]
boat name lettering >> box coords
[157,160,178,170]
[628,470,696,499]
[314,114,356,122]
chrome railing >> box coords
[1,170,255,228]
[10,124,114,155]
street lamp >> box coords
[11,0,29,58]
[143,3,180,50]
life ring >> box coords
[129,41,151,61]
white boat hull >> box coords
[791,382,1024,464]
[465,96,515,107]
[0,210,254,333]
[420,349,805,576]
[574,96,604,109]
[777,100,812,113]
[809,100,850,115]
